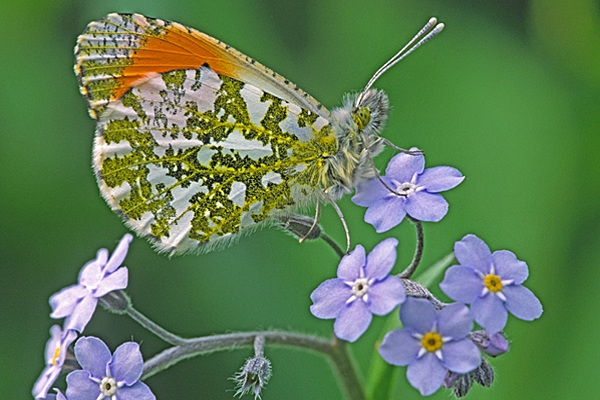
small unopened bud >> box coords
[99,290,131,313]
[444,371,472,398]
[472,359,495,387]
[444,360,496,397]
[469,330,509,357]
[233,336,272,398]
[276,214,322,241]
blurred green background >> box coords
[1,0,598,398]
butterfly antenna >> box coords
[354,17,444,107]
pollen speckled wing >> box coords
[75,13,343,255]
[74,13,443,255]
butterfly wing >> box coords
[75,13,331,120]
[75,13,336,255]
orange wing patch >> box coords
[75,14,244,119]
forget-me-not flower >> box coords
[310,238,405,342]
[352,149,464,232]
[440,234,543,333]
[379,297,481,396]
[66,336,155,400]
[32,325,77,399]
[50,234,132,332]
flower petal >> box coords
[364,196,407,232]
[74,337,111,379]
[43,325,64,363]
[400,297,436,334]
[503,285,543,321]
[115,381,156,400]
[367,276,405,315]
[386,151,425,182]
[365,238,398,279]
[437,303,473,338]
[66,370,100,400]
[471,294,508,334]
[406,352,446,396]
[482,332,510,357]
[64,294,97,333]
[33,365,60,399]
[439,266,483,304]
[310,279,351,319]
[94,267,128,297]
[352,177,392,207]
[404,192,448,222]
[379,329,420,366]
[337,245,365,280]
[79,251,106,288]
[441,339,481,373]
[51,389,68,400]
[492,250,528,284]
[454,234,492,274]
[417,166,464,192]
[333,300,372,342]
[49,285,87,319]
[104,233,133,273]
[111,342,143,385]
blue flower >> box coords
[379,298,481,396]
[352,149,464,232]
[310,238,405,342]
[32,325,78,399]
[66,336,155,400]
[439,234,543,333]
[50,234,132,332]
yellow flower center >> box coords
[484,274,503,292]
[421,332,443,352]
[51,346,60,366]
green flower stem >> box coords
[125,304,187,346]
[141,331,365,400]
[321,231,346,258]
[398,216,424,278]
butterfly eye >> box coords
[352,107,371,131]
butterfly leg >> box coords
[327,196,351,253]
[378,137,423,155]
[299,201,321,244]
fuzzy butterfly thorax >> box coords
[324,89,389,200]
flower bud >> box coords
[469,330,509,357]
[99,290,131,313]
[276,214,322,240]
[233,336,272,398]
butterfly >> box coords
[74,13,443,255]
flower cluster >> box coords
[33,234,154,400]
[310,151,543,396]
[31,146,544,399]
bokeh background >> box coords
[1,0,598,398]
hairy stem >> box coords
[125,305,187,346]
[398,216,424,278]
[321,231,346,258]
[141,331,365,400]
